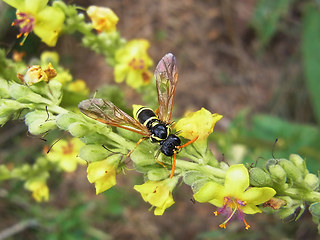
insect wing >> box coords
[78,98,150,136]
[155,53,178,124]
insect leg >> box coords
[154,150,168,170]
[169,136,199,178]
[170,151,177,178]
[126,137,148,158]
[177,136,199,150]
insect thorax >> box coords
[160,134,181,156]
[136,107,170,142]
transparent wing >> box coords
[155,53,178,124]
[78,98,150,136]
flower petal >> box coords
[193,181,224,203]
[134,180,176,215]
[242,187,276,205]
[224,164,249,197]
[87,6,118,32]
[2,0,26,10]
[33,6,65,46]
[126,68,143,88]
[154,193,175,215]
[241,204,262,214]
[24,0,48,13]
[209,198,224,207]
[87,159,117,194]
[114,64,127,83]
[175,108,222,141]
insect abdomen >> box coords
[136,107,158,129]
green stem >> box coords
[47,105,68,115]
[282,188,320,202]
[107,132,136,150]
[175,159,226,179]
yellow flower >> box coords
[40,51,60,66]
[3,0,65,46]
[25,179,49,202]
[175,108,222,142]
[114,39,153,88]
[194,164,276,229]
[67,79,89,95]
[45,138,84,172]
[87,6,119,33]
[134,178,177,215]
[18,63,57,85]
[55,71,73,85]
[87,159,117,194]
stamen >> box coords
[11,11,35,45]
[218,206,237,229]
[128,58,146,70]
[215,196,251,230]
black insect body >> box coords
[78,53,198,178]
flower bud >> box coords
[25,110,57,135]
[147,168,170,181]
[249,167,272,187]
[183,170,206,186]
[28,119,57,135]
[68,122,90,138]
[309,202,320,218]
[48,79,62,102]
[268,164,287,185]
[289,154,308,176]
[130,141,158,166]
[304,173,319,190]
[11,164,31,178]
[265,158,278,171]
[79,144,109,162]
[280,204,305,221]
[278,159,303,184]
[56,113,84,130]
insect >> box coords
[78,53,198,178]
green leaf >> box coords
[251,0,292,46]
[302,5,320,124]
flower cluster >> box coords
[1,1,320,233]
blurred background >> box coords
[0,0,320,239]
